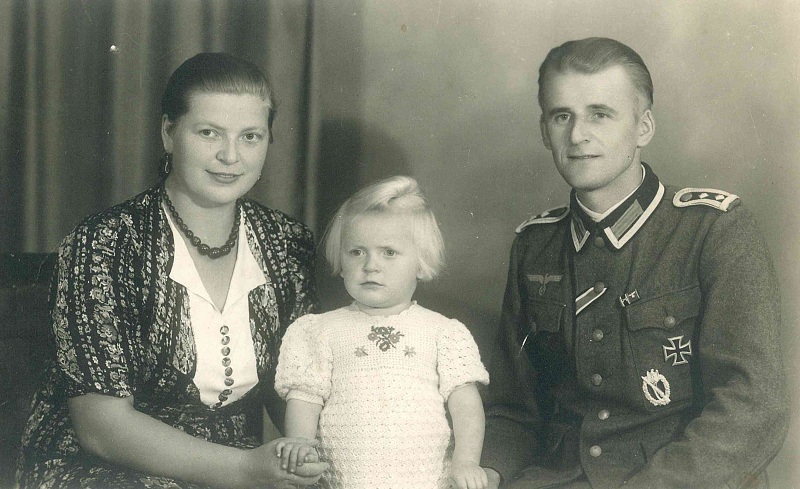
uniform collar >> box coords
[569,162,664,252]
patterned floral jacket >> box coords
[17,186,316,484]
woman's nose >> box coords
[217,140,239,164]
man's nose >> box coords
[569,118,591,145]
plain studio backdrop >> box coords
[1,1,798,486]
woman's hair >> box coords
[159,52,276,178]
[323,175,445,282]
[538,37,653,111]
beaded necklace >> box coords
[161,186,241,259]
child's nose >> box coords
[363,255,380,272]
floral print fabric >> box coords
[16,186,316,488]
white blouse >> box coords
[165,208,263,407]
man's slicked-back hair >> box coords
[538,37,653,111]
[323,175,445,282]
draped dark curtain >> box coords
[0,0,314,253]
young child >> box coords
[274,175,490,489]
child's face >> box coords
[340,212,421,316]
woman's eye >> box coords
[348,249,364,257]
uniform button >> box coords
[664,316,677,327]
[598,409,610,420]
[592,329,604,341]
[591,374,603,386]
[593,236,605,248]
[593,282,605,293]
[590,445,602,457]
[680,192,693,202]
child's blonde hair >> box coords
[323,175,445,281]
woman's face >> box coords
[161,91,270,208]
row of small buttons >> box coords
[214,325,235,407]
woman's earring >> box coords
[164,153,172,175]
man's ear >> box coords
[540,115,552,150]
[161,114,175,153]
[637,109,655,148]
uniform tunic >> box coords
[275,303,489,489]
[482,164,789,488]
[16,186,317,488]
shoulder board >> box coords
[672,188,739,211]
[515,206,569,233]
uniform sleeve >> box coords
[625,204,790,488]
[274,314,332,406]
[480,234,545,482]
[51,216,139,399]
[436,318,489,400]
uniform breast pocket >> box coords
[523,298,568,377]
[624,285,701,411]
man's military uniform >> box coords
[481,164,789,488]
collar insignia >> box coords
[673,188,739,211]
[527,274,563,296]
[663,335,692,366]
[570,163,664,251]
[641,369,671,406]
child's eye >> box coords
[384,249,397,257]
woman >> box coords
[16,53,327,488]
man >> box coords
[481,38,789,488]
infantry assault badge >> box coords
[641,369,671,406]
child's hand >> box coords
[449,460,489,489]
[274,438,319,474]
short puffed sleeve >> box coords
[52,214,140,399]
[274,314,332,406]
[437,318,490,400]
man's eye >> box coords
[243,133,262,142]
[200,129,215,137]
[554,114,570,123]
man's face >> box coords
[539,65,654,208]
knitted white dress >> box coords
[275,302,489,489]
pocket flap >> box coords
[528,298,566,333]
[625,285,701,332]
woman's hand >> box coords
[237,437,328,488]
